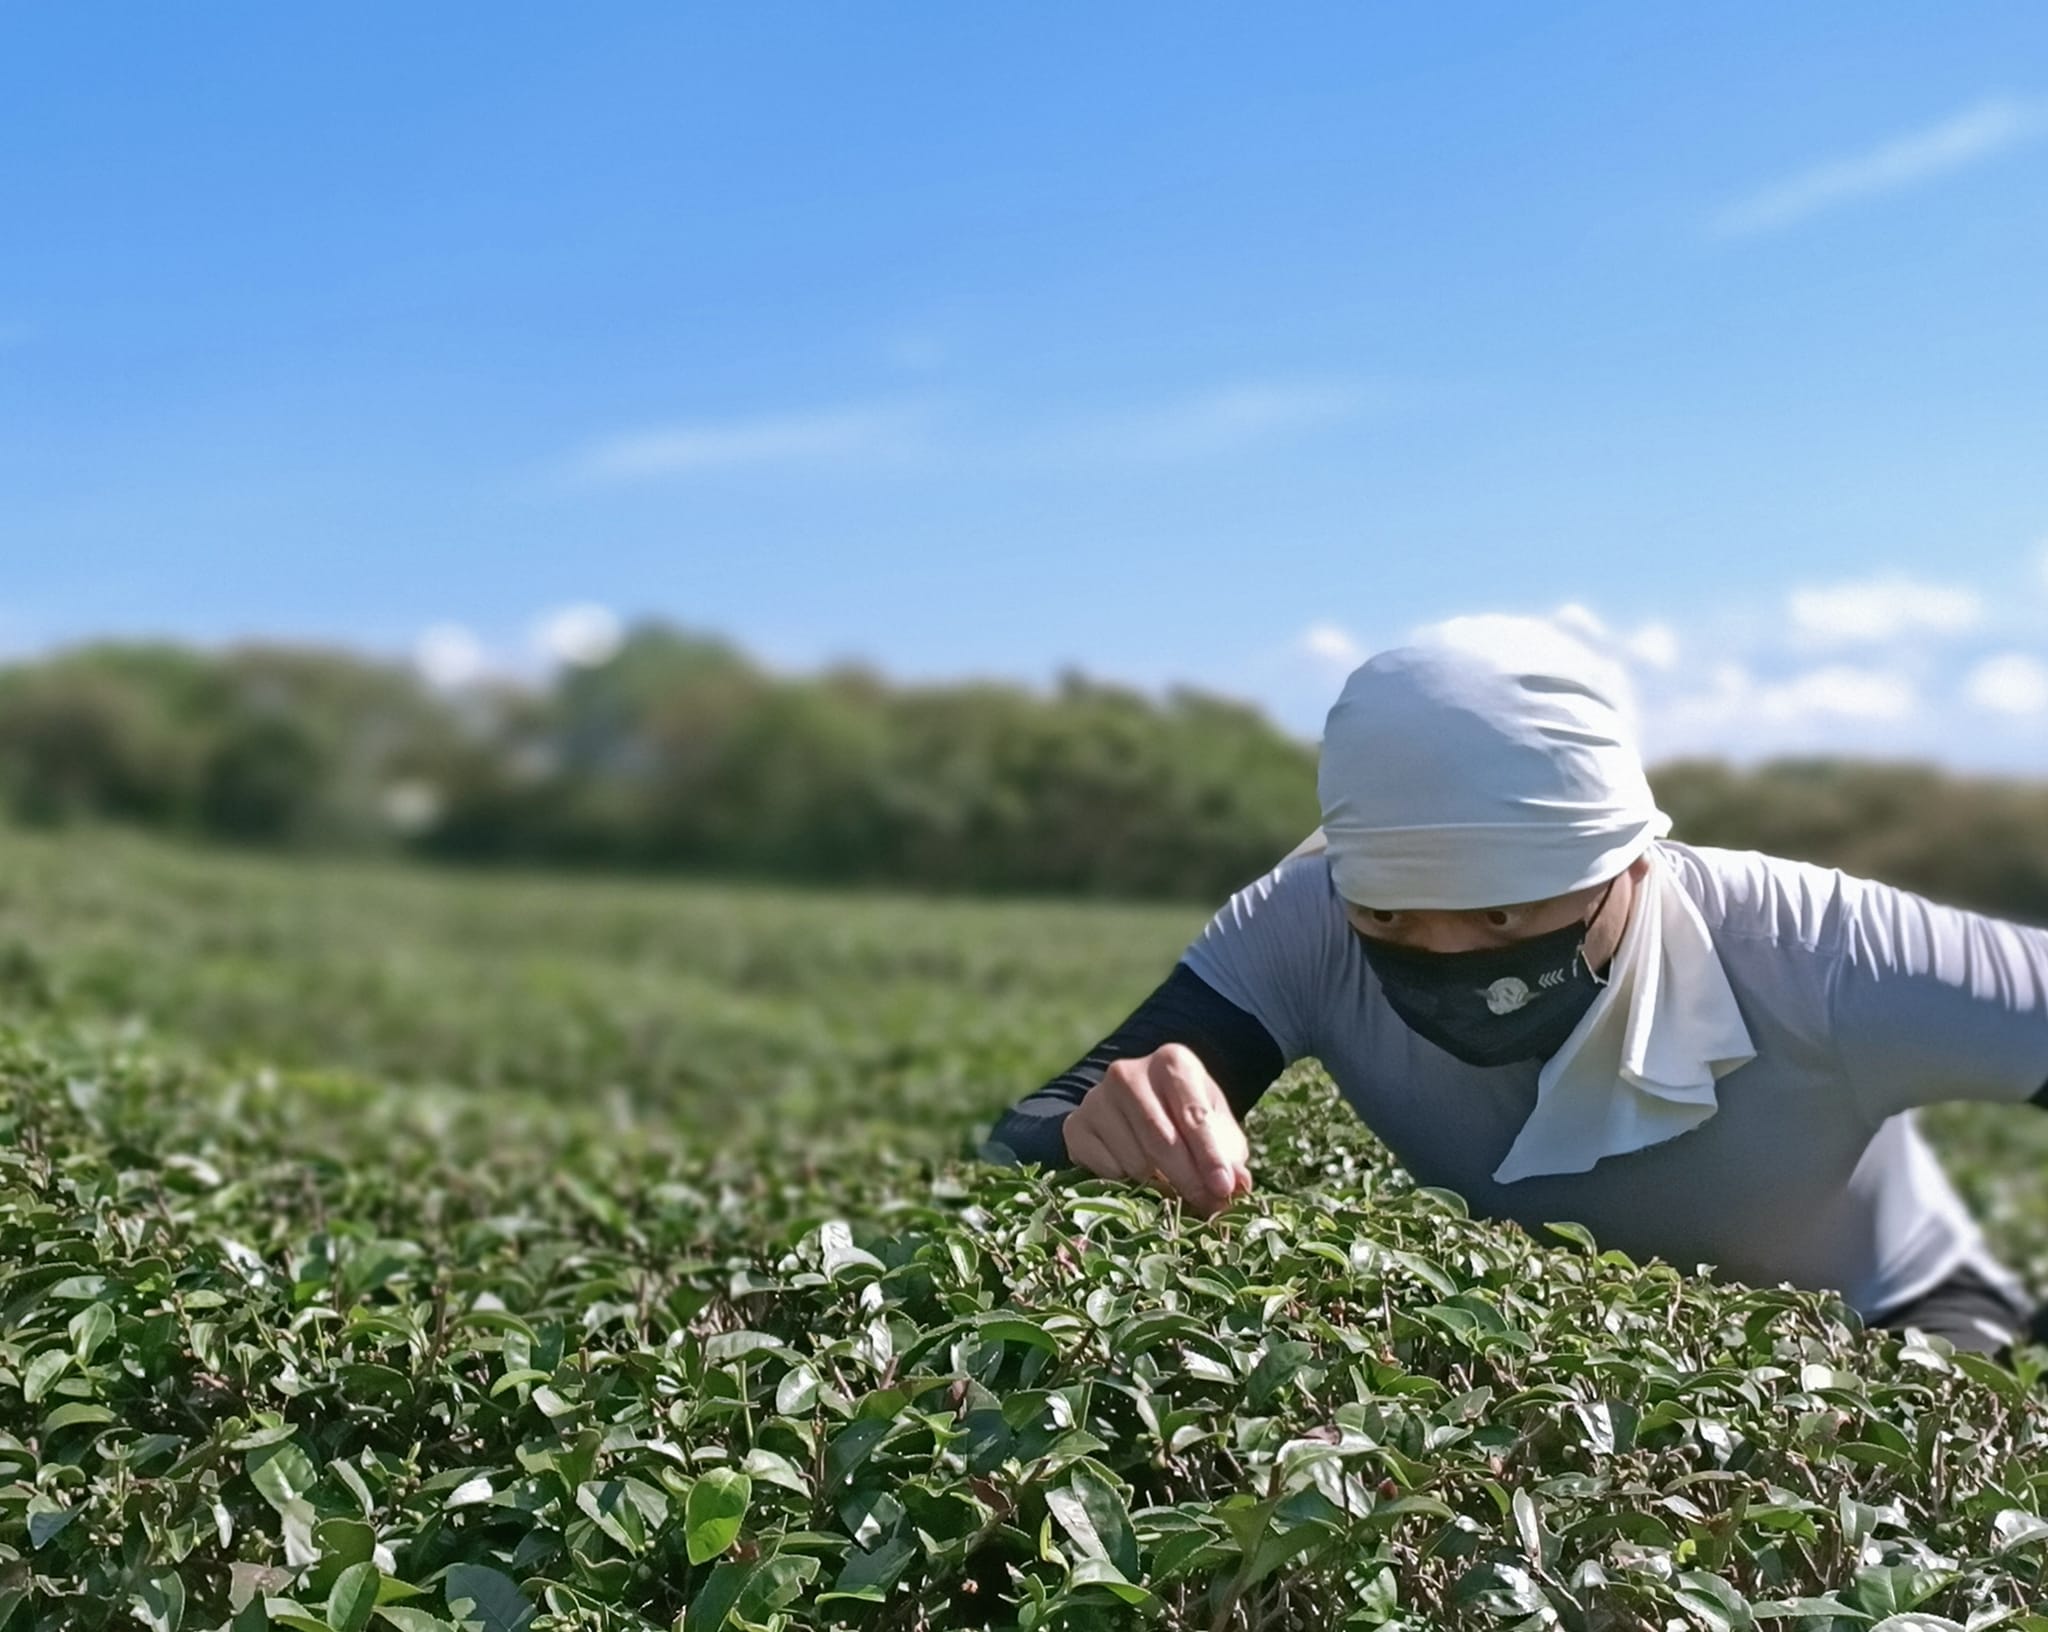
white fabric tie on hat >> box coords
[1490,840,1754,1182]
[1309,614,1756,1181]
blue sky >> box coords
[6,4,2048,766]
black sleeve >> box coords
[978,961,1285,1168]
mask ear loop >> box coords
[1578,874,1624,988]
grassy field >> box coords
[7,827,2048,1631]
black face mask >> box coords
[1356,892,1612,1068]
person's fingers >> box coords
[1067,1054,1252,1215]
[1063,1104,1140,1180]
[1148,1046,1246,1208]
[1102,1072,1214,1210]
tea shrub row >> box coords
[4,831,2048,1629]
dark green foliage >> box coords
[9,630,2048,912]
[5,830,2048,1629]
[0,630,1321,901]
[0,648,208,826]
[198,714,330,844]
[0,643,460,851]
[420,640,1326,901]
[9,1043,2048,1632]
[1655,759,2048,924]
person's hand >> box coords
[1061,1044,1254,1217]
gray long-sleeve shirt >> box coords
[1004,840,2048,1318]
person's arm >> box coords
[984,851,1334,1213]
[1827,871,2048,1123]
[981,962,1283,1168]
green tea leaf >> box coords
[1068,1556,1154,1606]
[69,1301,115,1363]
[28,1500,78,1549]
[326,1563,381,1632]
[130,1572,185,1632]
[1453,1561,1546,1618]
[685,1561,757,1631]
[833,1536,916,1597]
[685,1468,751,1565]
[248,1441,320,1512]
[1044,1466,1140,1580]
[1994,1510,2048,1552]
[22,1349,69,1404]
[440,1565,532,1632]
[373,1610,456,1632]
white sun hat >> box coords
[1303,613,1754,1181]
[1316,614,1670,910]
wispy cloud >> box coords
[570,403,927,482]
[570,379,1366,484]
[1759,664,1919,722]
[1787,573,1982,646]
[1711,95,2048,238]
[1080,381,1366,463]
[533,603,624,667]
[1297,621,1366,672]
[1533,602,1681,674]
[413,623,489,689]
[1279,558,2046,765]
[1659,661,1920,735]
[1623,621,1680,672]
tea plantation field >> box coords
[7,828,2048,1632]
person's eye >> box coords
[1483,908,1523,929]
[1369,909,1398,925]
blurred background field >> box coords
[0,819,1195,1157]
[4,814,2047,1296]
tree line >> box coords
[1,629,2043,918]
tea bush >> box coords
[4,829,2048,1631]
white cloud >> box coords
[1276,589,2038,766]
[1552,602,1608,643]
[1965,652,2048,717]
[1624,621,1681,672]
[534,603,624,668]
[413,623,488,689]
[1298,621,1366,671]
[1712,96,2048,238]
[571,404,922,481]
[1661,662,1918,731]
[1787,573,1982,645]
[1550,605,1681,672]
[1762,665,1918,722]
